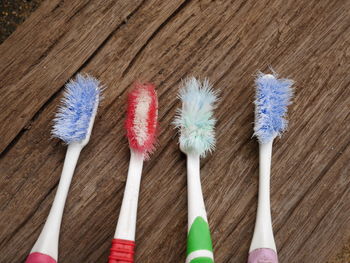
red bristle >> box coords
[125,82,158,156]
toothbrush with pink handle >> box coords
[249,72,294,263]
[26,74,101,263]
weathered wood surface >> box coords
[0,0,349,262]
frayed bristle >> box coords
[125,83,158,157]
[52,74,101,144]
[254,71,294,144]
[174,77,218,157]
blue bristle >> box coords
[254,72,294,144]
[52,74,101,144]
[174,77,218,157]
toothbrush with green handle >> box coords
[174,77,218,263]
[186,153,214,263]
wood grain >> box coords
[0,0,349,262]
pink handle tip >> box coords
[26,252,57,263]
[248,248,278,263]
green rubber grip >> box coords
[190,257,214,263]
[186,216,214,262]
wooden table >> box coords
[0,0,349,262]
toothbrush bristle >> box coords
[126,83,158,157]
[52,74,101,144]
[254,72,294,144]
[174,77,218,157]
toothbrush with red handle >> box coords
[108,83,158,263]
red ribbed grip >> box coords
[108,239,135,263]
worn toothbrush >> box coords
[108,83,158,263]
[26,74,101,263]
[174,77,218,263]
[248,72,294,263]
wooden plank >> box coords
[0,0,145,153]
[0,0,349,262]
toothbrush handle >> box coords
[108,239,135,263]
[26,143,82,263]
[248,248,278,263]
[26,252,57,263]
[186,154,214,263]
[248,141,278,263]
[109,150,143,263]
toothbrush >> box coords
[108,83,158,263]
[174,77,218,263]
[248,72,294,263]
[26,74,101,263]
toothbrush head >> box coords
[254,72,294,144]
[174,77,218,157]
[125,83,158,157]
[52,74,101,145]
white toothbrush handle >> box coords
[186,154,214,263]
[109,150,143,263]
[27,142,83,263]
[187,154,208,229]
[248,140,278,263]
[114,150,143,240]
